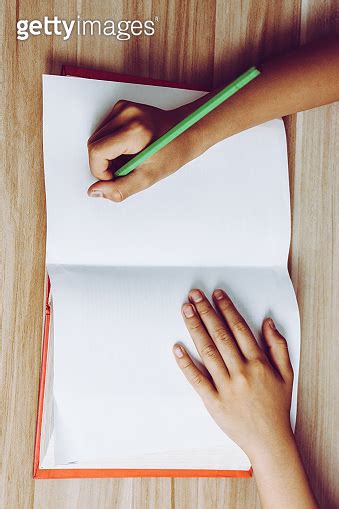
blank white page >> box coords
[42,75,299,470]
[43,75,290,268]
[46,264,299,468]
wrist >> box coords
[246,424,296,465]
[248,427,297,469]
[248,428,318,509]
[163,106,210,165]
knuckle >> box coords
[118,101,144,118]
[231,319,248,334]
[181,359,192,370]
[188,319,202,331]
[190,371,203,386]
[108,188,124,202]
[218,296,233,311]
[181,362,203,387]
[213,327,230,344]
[125,102,142,113]
[88,142,99,158]
[129,117,149,133]
[234,369,249,388]
[129,118,144,131]
[126,120,151,145]
[198,304,211,316]
[276,336,288,348]
[88,145,105,168]
[252,357,268,373]
[201,343,218,360]
[268,336,288,352]
[115,99,128,108]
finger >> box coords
[182,302,229,385]
[89,104,142,145]
[88,100,128,143]
[212,289,263,360]
[173,343,216,401]
[262,318,294,384]
[88,128,130,180]
[89,115,126,146]
[188,289,243,373]
[88,122,152,180]
[87,169,155,202]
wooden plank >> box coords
[213,0,300,86]
[292,101,339,509]
[291,3,339,508]
[1,1,51,508]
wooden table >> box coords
[1,1,338,508]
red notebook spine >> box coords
[62,65,209,92]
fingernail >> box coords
[189,289,203,303]
[89,189,104,198]
[267,318,276,330]
[213,289,224,300]
[174,345,184,358]
[182,304,195,318]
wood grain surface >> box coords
[0,1,338,508]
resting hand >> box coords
[173,288,294,459]
[174,289,318,509]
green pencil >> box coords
[114,66,260,177]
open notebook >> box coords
[34,69,300,479]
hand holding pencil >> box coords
[87,37,339,203]
[87,68,259,201]
[87,99,196,201]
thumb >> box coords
[87,170,155,202]
[262,318,294,384]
